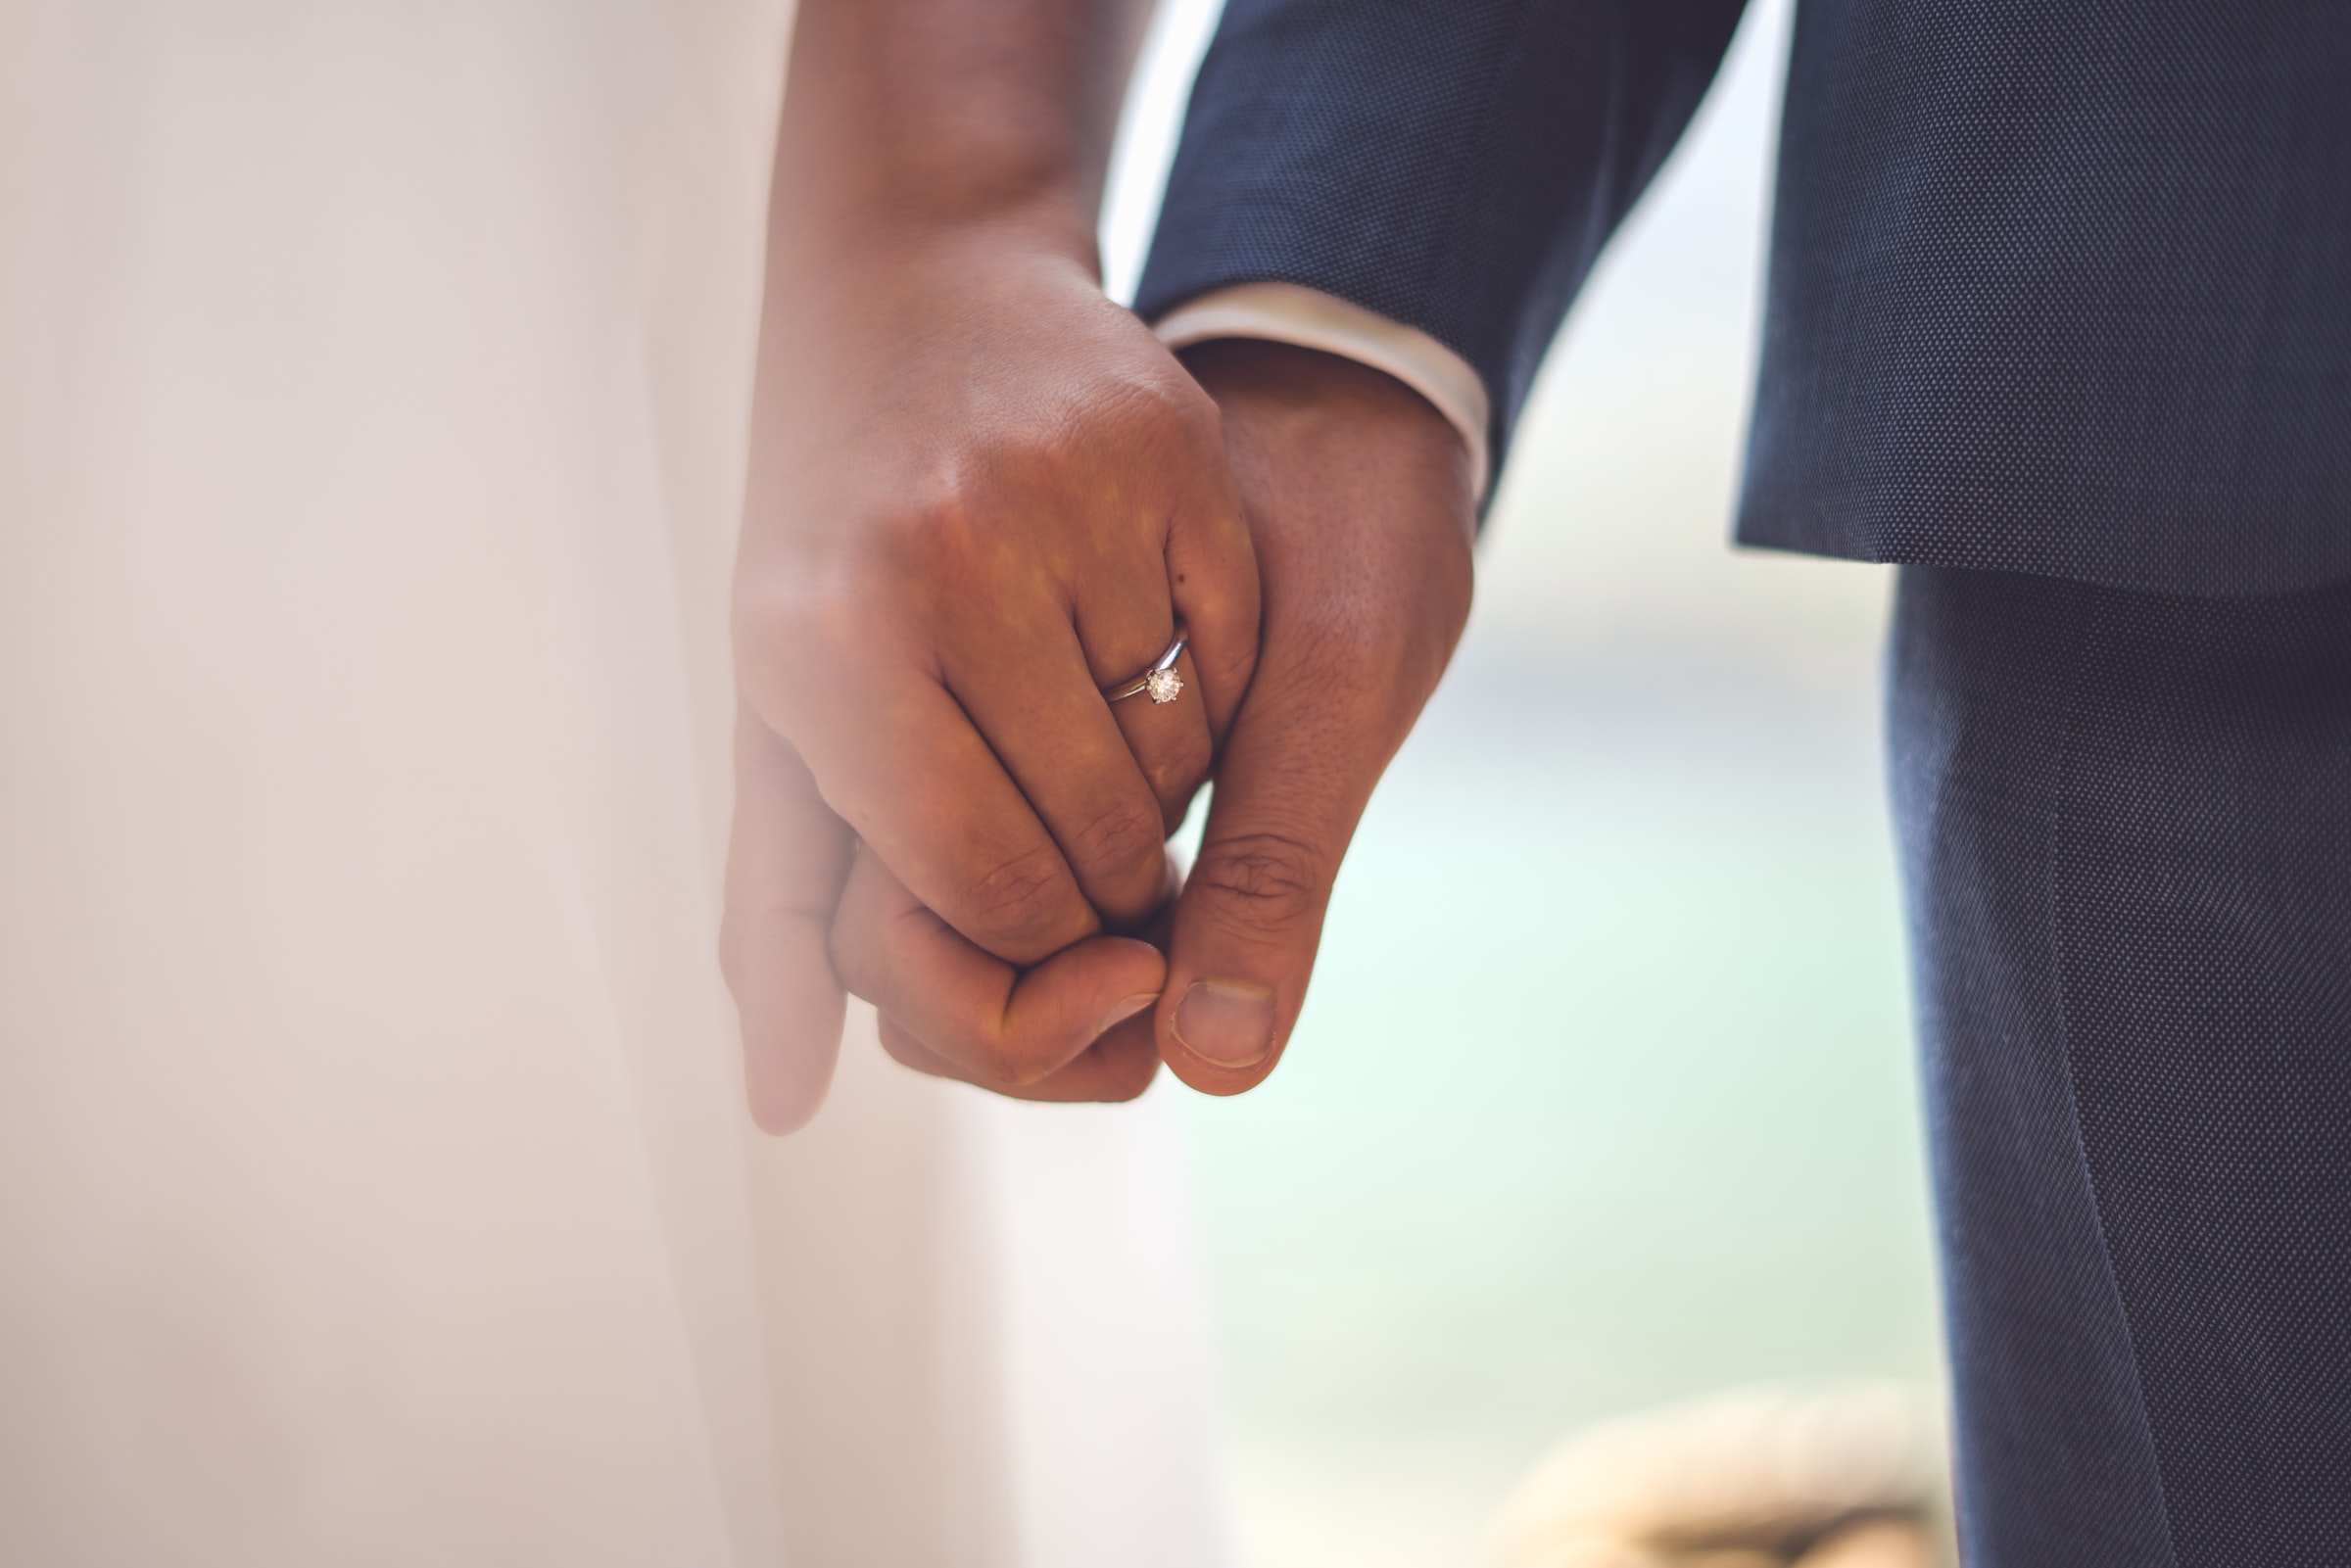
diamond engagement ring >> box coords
[1103,630,1187,705]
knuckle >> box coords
[1188,830,1324,935]
[1096,362,1188,423]
[880,486,991,600]
[892,475,1064,609]
[1065,799,1162,879]
[1092,367,1222,460]
[959,841,1074,950]
[900,480,987,551]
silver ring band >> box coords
[1103,630,1187,705]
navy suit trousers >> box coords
[1889,566,2351,1565]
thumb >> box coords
[720,698,856,1132]
[1154,641,1404,1095]
[1152,342,1478,1096]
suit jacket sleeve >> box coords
[1135,0,1750,489]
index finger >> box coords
[777,653,1107,968]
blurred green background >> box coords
[1108,3,1942,1562]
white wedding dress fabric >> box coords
[0,4,1236,1563]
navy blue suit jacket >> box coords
[1137,1,2351,595]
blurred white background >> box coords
[1105,3,1941,1565]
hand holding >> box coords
[1149,340,1475,1091]
[723,221,1258,1130]
[825,339,1476,1104]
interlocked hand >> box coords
[724,222,1258,1129]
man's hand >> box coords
[1148,341,1476,1092]
[823,339,1477,1105]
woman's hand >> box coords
[725,210,1258,1129]
[724,0,1277,1132]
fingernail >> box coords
[1173,978,1275,1068]
[1092,992,1159,1042]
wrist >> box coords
[1181,340,1475,531]
[756,196,1108,391]
[766,143,1106,338]
[774,157,1102,280]
[772,3,1116,282]
[1181,339,1476,733]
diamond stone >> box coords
[1144,667,1183,704]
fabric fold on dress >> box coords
[0,4,1236,1562]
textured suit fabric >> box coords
[1889,564,2351,1565]
[1139,0,1747,493]
[1748,2,2351,593]
[1139,0,2351,594]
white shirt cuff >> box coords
[1150,281,1493,503]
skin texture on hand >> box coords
[826,339,1478,1107]
[1152,340,1476,1093]
[721,0,1255,1132]
[726,236,1262,1130]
